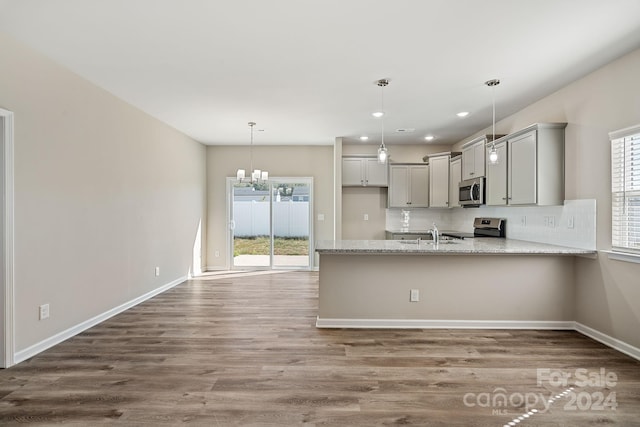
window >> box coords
[610,124,640,254]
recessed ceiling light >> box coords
[372,111,384,118]
[360,136,369,141]
[457,111,469,118]
[425,135,435,141]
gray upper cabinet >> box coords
[485,140,508,205]
[388,164,429,208]
[486,123,566,206]
[461,136,487,180]
[342,156,388,187]
[428,153,451,208]
[449,156,462,208]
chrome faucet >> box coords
[429,223,439,244]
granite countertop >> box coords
[315,238,596,256]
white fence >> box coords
[233,201,309,238]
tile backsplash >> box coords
[386,199,596,250]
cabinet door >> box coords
[409,165,429,207]
[449,158,461,208]
[462,145,475,181]
[429,156,450,208]
[342,158,364,186]
[508,130,537,205]
[388,166,409,207]
[364,158,388,187]
[462,140,486,180]
[473,141,486,178]
[486,141,507,205]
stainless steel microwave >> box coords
[459,178,485,207]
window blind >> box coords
[611,124,640,254]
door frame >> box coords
[226,177,313,270]
[1,108,15,368]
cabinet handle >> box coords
[470,172,474,175]
[502,197,507,200]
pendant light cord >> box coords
[380,82,385,148]
[492,85,496,142]
[485,79,500,152]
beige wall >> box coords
[0,33,206,352]
[452,48,640,349]
[206,145,333,269]
[318,254,575,322]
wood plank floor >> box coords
[1,270,639,426]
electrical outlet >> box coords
[39,304,50,320]
[364,214,369,221]
[521,216,527,226]
[410,289,420,302]
[317,214,325,221]
[543,216,549,227]
[215,250,220,257]
[155,267,160,276]
[568,216,575,229]
[548,216,555,228]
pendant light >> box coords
[236,122,268,183]
[485,79,500,164]
[374,78,389,164]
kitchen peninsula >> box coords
[315,238,595,329]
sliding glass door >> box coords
[228,177,312,270]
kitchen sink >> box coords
[396,237,459,245]
[421,239,459,244]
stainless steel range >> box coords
[442,217,506,239]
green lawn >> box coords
[234,236,309,256]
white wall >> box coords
[0,33,206,355]
[387,199,596,250]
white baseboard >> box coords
[205,266,229,271]
[315,317,575,330]
[14,276,187,364]
[315,318,640,362]
[574,322,640,361]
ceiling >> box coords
[2,0,640,146]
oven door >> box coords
[459,178,484,206]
